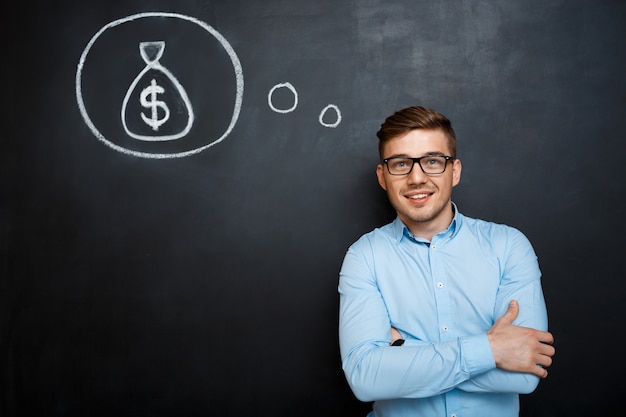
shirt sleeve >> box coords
[457,226,548,394]
[338,238,496,402]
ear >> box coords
[452,159,462,187]
[376,164,388,191]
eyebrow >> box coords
[385,151,447,159]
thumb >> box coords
[499,300,519,324]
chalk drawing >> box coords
[319,104,342,128]
[121,41,194,141]
[76,12,244,159]
[268,82,342,128]
[268,82,298,114]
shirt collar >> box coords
[393,202,462,243]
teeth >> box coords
[410,193,429,199]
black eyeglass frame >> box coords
[382,155,456,176]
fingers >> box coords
[534,338,556,378]
[536,354,553,369]
[538,330,555,345]
[538,340,556,356]
[502,302,555,348]
[502,300,519,323]
[491,300,519,331]
[488,301,556,377]
[534,365,549,379]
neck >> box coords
[405,202,455,241]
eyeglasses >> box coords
[382,155,455,176]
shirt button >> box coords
[451,414,457,417]
[437,282,443,288]
[442,326,449,332]
[431,245,437,250]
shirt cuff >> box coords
[459,334,496,376]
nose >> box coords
[407,162,428,184]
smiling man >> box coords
[338,106,555,417]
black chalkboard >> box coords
[3,1,625,416]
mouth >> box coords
[408,193,430,199]
[404,191,433,202]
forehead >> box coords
[382,128,452,157]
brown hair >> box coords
[376,106,457,159]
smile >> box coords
[408,193,430,199]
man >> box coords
[338,106,555,417]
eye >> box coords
[390,158,412,170]
[424,157,444,167]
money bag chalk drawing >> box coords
[121,41,194,141]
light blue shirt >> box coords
[338,204,548,417]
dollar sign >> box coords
[139,79,170,131]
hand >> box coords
[487,300,555,378]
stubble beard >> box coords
[395,198,452,228]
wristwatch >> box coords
[390,339,405,346]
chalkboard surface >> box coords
[3,1,625,416]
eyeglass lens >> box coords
[387,157,448,175]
